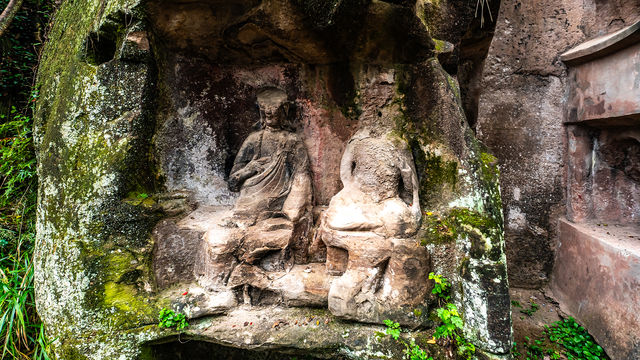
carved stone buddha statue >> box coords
[194,88,313,312]
[192,97,430,325]
[320,129,430,325]
[226,88,312,228]
[323,129,422,237]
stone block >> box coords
[551,218,640,360]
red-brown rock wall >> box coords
[477,0,640,288]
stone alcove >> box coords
[33,0,511,358]
[552,20,640,360]
[148,0,441,325]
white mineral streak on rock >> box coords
[462,259,490,346]
[159,106,237,206]
[507,206,526,230]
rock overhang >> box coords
[33,0,511,358]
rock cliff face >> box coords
[477,0,640,289]
[34,0,510,358]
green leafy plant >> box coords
[433,303,475,359]
[377,274,477,360]
[512,341,521,358]
[158,308,189,331]
[524,336,545,359]
[383,319,401,340]
[434,304,463,339]
[136,193,149,199]
[0,102,52,360]
[405,338,431,360]
[520,301,539,317]
[378,320,433,360]
[515,317,607,360]
[545,317,605,360]
[455,334,476,360]
[429,272,451,301]
[522,337,562,360]
[430,270,476,357]
[0,108,36,203]
[0,0,54,357]
[0,146,51,360]
[429,273,476,360]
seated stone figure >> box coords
[320,129,430,326]
[195,88,312,312]
[226,89,311,228]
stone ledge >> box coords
[146,306,431,359]
[563,29,640,124]
[551,218,640,360]
[561,21,640,66]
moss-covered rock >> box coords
[33,0,161,357]
[391,58,511,354]
[34,0,510,358]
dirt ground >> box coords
[510,287,567,359]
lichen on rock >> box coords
[34,0,510,358]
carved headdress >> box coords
[256,87,294,130]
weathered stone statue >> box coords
[35,0,513,357]
[226,88,312,228]
[196,88,313,311]
[320,129,430,325]
[323,130,422,237]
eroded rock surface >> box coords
[320,130,428,325]
[34,0,511,358]
[477,0,640,288]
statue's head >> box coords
[256,88,290,129]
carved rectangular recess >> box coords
[563,21,640,127]
[563,21,640,228]
[559,24,640,359]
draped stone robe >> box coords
[228,128,311,226]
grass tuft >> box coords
[1,0,56,356]
[0,107,52,359]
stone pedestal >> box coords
[551,219,640,360]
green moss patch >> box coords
[421,207,499,255]
[392,111,458,209]
[391,65,461,209]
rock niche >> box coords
[33,0,511,358]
